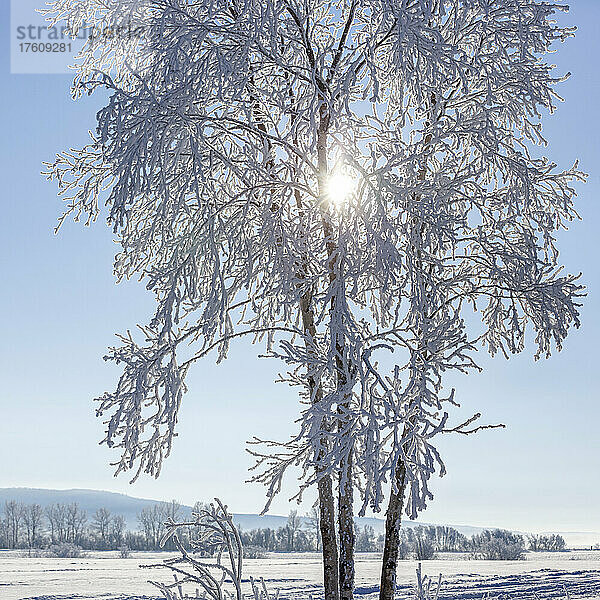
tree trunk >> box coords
[338,448,355,600]
[319,473,341,600]
[256,69,341,599]
[315,101,356,600]
[300,289,340,600]
[379,460,407,600]
[336,341,354,600]
[380,91,438,600]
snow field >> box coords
[1,550,600,600]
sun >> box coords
[326,172,356,208]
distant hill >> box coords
[0,487,410,532]
[0,488,457,534]
[0,488,166,531]
[1,488,597,548]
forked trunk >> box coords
[379,459,407,600]
[315,103,356,600]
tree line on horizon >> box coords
[0,498,188,552]
[0,498,571,559]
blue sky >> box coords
[0,1,598,534]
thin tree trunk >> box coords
[254,52,341,596]
[380,92,438,600]
[300,289,340,600]
[336,342,354,600]
[338,447,355,600]
[319,472,341,600]
[379,460,407,600]
[315,102,356,600]
[300,303,340,600]
[292,120,341,600]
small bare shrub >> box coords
[144,498,277,600]
[414,563,442,600]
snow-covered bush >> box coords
[45,542,86,558]
[119,545,131,559]
[243,545,267,559]
[528,534,566,552]
[471,530,525,561]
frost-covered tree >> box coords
[23,504,45,550]
[138,504,168,550]
[355,525,377,552]
[471,529,526,560]
[44,1,584,600]
[92,508,112,549]
[528,533,566,552]
[306,504,322,551]
[46,503,67,544]
[0,518,8,549]
[286,510,302,551]
[65,502,88,545]
[3,501,25,549]
[110,514,127,548]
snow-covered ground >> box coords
[1,550,600,600]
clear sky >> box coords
[1,1,598,534]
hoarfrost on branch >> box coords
[44,0,585,519]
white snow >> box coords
[2,550,600,600]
